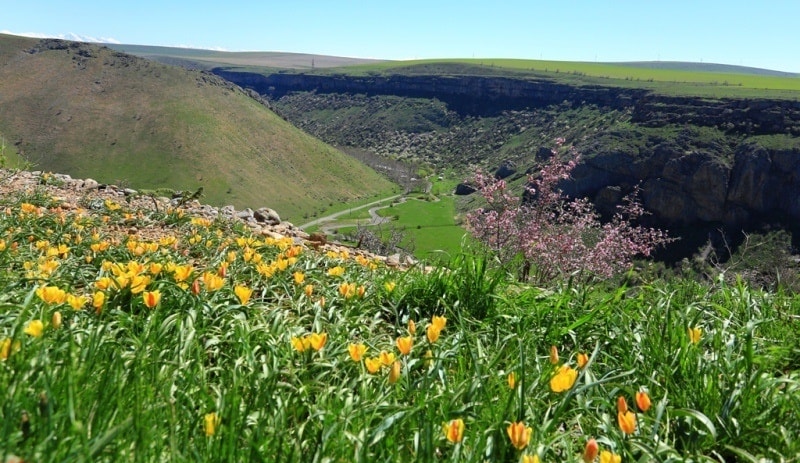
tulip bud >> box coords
[51,311,62,330]
[549,345,559,364]
[583,438,599,462]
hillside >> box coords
[0,35,397,222]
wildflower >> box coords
[191,279,201,295]
[407,319,416,335]
[92,291,105,312]
[339,282,356,299]
[583,438,599,463]
[522,455,540,463]
[304,284,314,297]
[506,421,532,450]
[635,391,651,412]
[308,332,327,351]
[1,338,21,360]
[357,285,366,298]
[431,315,447,331]
[396,336,413,355]
[577,352,589,368]
[443,418,465,443]
[550,365,578,392]
[508,371,517,389]
[365,357,382,374]
[617,396,628,414]
[379,350,396,366]
[202,271,224,292]
[327,266,345,277]
[549,345,559,364]
[204,412,219,437]
[348,343,367,362]
[384,281,396,293]
[426,324,441,343]
[36,286,67,305]
[234,285,253,305]
[688,326,702,344]
[149,262,163,275]
[388,360,401,384]
[130,274,151,294]
[291,336,308,352]
[51,311,62,329]
[424,349,434,367]
[25,320,44,337]
[600,450,621,463]
[67,294,87,310]
[143,290,161,309]
[293,271,305,285]
[618,410,636,435]
[171,264,193,283]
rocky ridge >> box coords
[0,169,412,267]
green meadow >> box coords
[1,173,798,462]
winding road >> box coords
[297,194,402,230]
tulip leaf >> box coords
[368,410,407,446]
[672,408,717,439]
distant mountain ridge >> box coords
[616,61,799,78]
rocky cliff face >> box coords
[215,69,800,230]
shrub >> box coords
[465,139,673,283]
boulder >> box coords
[254,207,281,225]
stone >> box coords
[254,207,281,225]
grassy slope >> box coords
[0,35,397,222]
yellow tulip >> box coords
[204,412,220,437]
[688,326,702,344]
[92,291,106,312]
[291,336,307,352]
[507,371,517,389]
[348,343,367,362]
[522,455,540,463]
[25,320,44,338]
[36,286,66,305]
[304,284,314,297]
[426,324,441,343]
[506,421,532,450]
[550,365,578,392]
[51,311,62,329]
[67,294,87,310]
[600,451,621,463]
[293,271,305,285]
[618,410,636,434]
[431,315,447,331]
[143,290,161,309]
[577,352,589,369]
[388,360,401,384]
[234,285,253,305]
[365,357,382,374]
[327,266,345,277]
[308,332,327,351]
[202,271,224,292]
[442,418,465,444]
[407,319,416,335]
[396,336,413,355]
[1,338,21,360]
[379,350,395,366]
[549,345,559,364]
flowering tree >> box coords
[465,140,672,282]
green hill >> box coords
[0,34,397,222]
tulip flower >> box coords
[396,336,413,355]
[635,391,651,412]
[507,371,517,389]
[143,290,161,309]
[549,345,559,364]
[443,418,465,443]
[507,421,532,450]
[25,320,44,337]
[388,360,401,384]
[688,326,702,344]
[293,271,305,285]
[583,438,599,463]
[308,332,327,351]
[36,286,66,305]
[522,455,540,463]
[431,315,447,331]
[407,319,416,335]
[617,396,628,414]
[577,352,589,368]
[426,324,441,343]
[234,285,253,305]
[291,336,308,353]
[67,294,87,310]
[618,410,636,434]
[600,450,621,463]
[379,350,395,366]
[365,357,382,374]
[348,343,368,362]
[549,365,578,392]
[204,412,220,437]
[51,311,62,330]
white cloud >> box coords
[0,30,120,44]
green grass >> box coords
[0,34,397,223]
[0,182,798,461]
[376,195,467,259]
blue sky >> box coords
[3,1,799,72]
